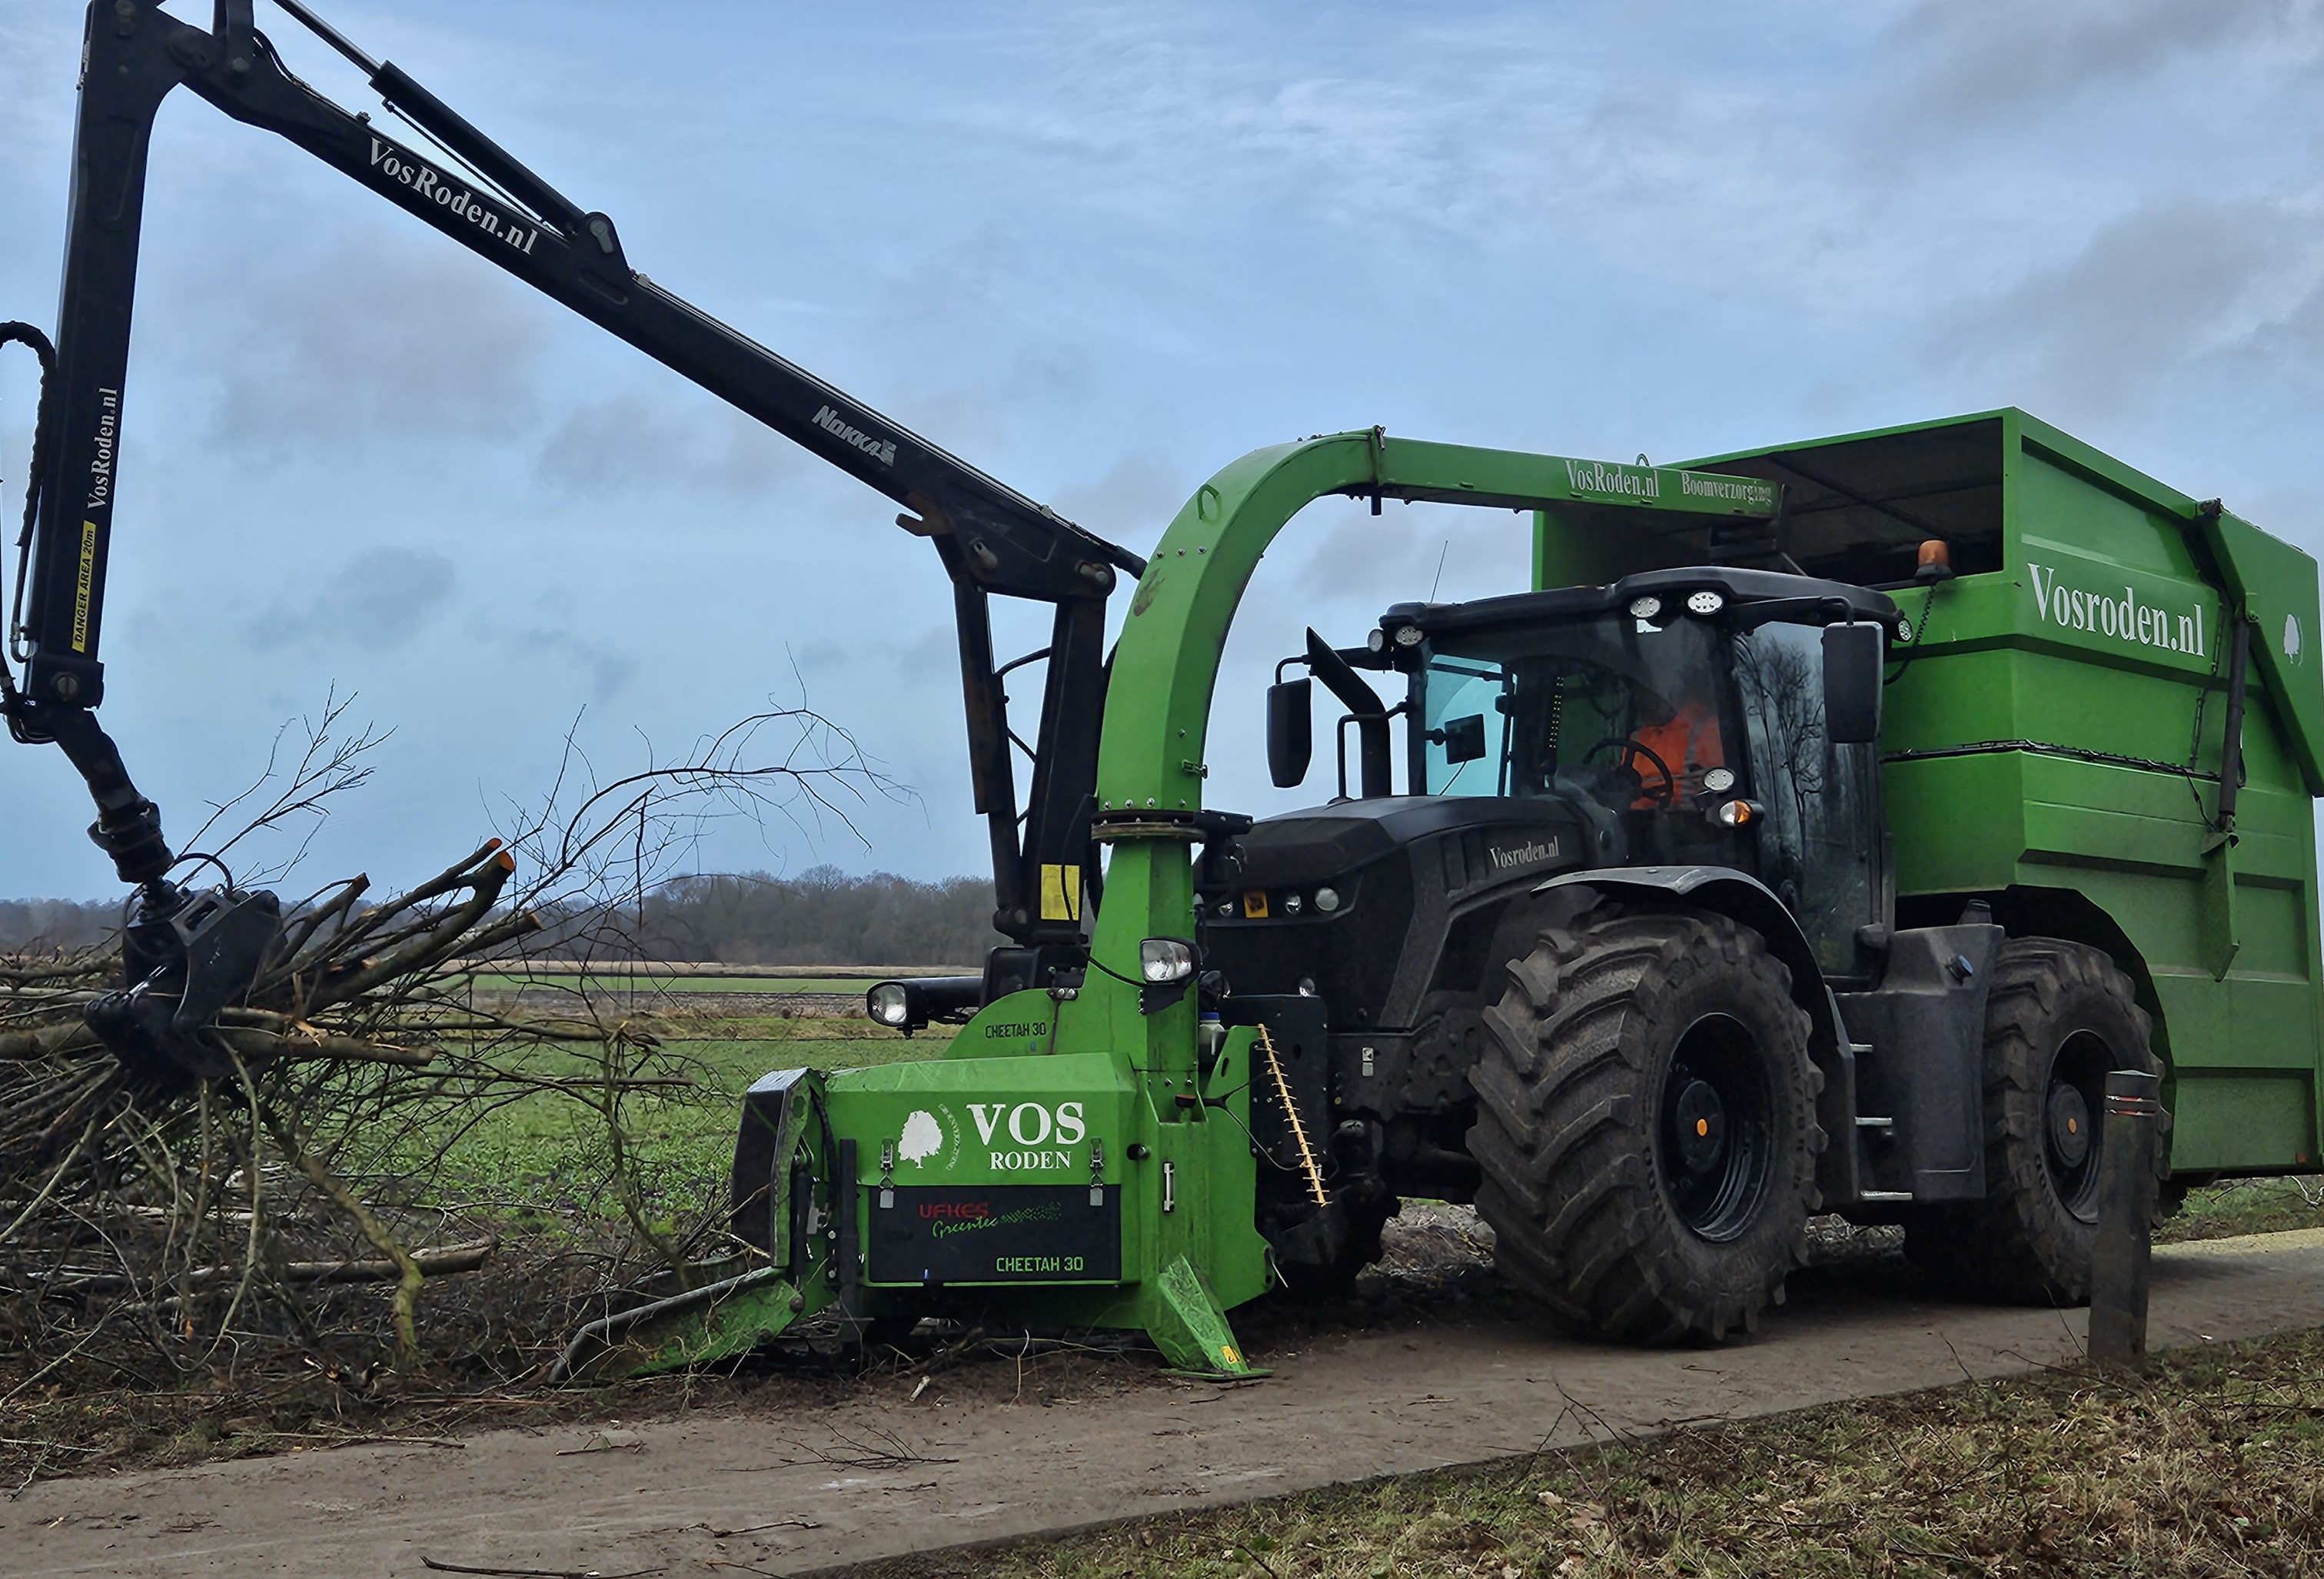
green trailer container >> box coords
[1542,408,2323,1178]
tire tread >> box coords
[1467,909,1822,1342]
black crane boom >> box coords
[3,0,1135,1042]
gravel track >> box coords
[8,1217,2320,1577]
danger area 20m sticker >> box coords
[868,1185,1120,1285]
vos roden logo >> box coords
[972,1101,1086,1172]
[896,1100,1089,1174]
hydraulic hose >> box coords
[0,321,59,705]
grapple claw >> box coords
[85,881,283,1085]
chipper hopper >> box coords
[12,3,2322,1378]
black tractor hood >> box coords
[1236,795,1593,889]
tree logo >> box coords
[898,1106,957,1169]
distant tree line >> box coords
[0,898,118,953]
[0,867,1000,967]
[593,867,999,966]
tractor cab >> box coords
[1207,567,1901,995]
[1395,567,1901,977]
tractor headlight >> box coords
[1627,595,1662,620]
[1314,886,1342,913]
[866,982,913,1027]
[1140,937,1196,982]
[1686,590,1726,615]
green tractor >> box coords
[15,4,2318,1378]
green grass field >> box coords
[2162,1173,2324,1242]
[411,1014,942,1228]
[461,973,887,996]
[414,992,2324,1262]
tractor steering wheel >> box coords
[1581,736,1678,806]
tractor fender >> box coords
[1529,865,1853,1204]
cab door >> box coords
[1730,620,1887,984]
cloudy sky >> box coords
[2,0,2322,901]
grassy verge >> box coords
[879,1327,2324,1579]
[2160,1175,2324,1244]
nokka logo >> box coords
[813,405,899,466]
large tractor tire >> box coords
[1468,909,1824,1342]
[1903,937,2159,1303]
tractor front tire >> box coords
[1468,909,1823,1343]
[1904,937,2159,1303]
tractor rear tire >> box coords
[1903,937,2159,1303]
[1468,909,1824,1342]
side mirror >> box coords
[1823,622,1883,744]
[1437,712,1487,765]
[1267,677,1312,787]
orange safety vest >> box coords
[1631,700,1724,806]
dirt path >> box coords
[9,1226,2321,1578]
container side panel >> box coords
[1879,431,2324,1173]
[2214,510,2324,793]
[2171,1075,2318,1172]
[2013,450,2200,577]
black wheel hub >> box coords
[2047,1083,2092,1170]
[2046,1029,2113,1222]
[1672,1079,1727,1174]
[1656,1016,1775,1243]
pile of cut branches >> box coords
[5,843,574,1361]
[0,696,900,1442]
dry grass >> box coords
[893,1327,2324,1579]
